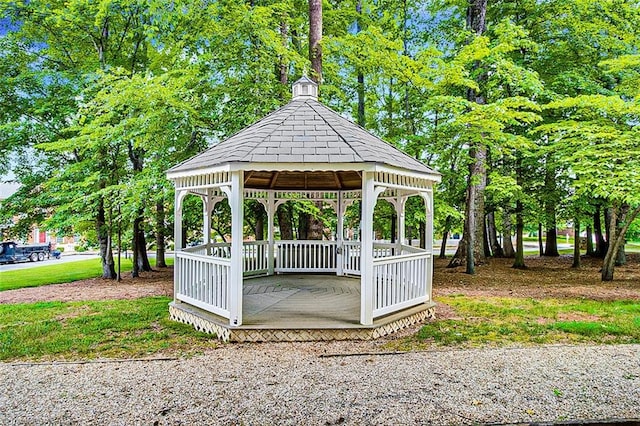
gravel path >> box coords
[1,344,639,425]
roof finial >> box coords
[292,74,318,101]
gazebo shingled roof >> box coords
[168,81,437,190]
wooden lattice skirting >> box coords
[169,301,436,343]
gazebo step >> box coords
[169,300,436,343]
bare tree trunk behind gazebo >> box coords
[309,0,322,82]
[356,0,365,127]
[277,203,294,240]
[306,0,325,241]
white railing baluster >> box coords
[274,240,340,273]
[372,250,431,319]
[175,251,231,319]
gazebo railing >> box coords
[178,240,431,321]
[342,241,361,275]
[242,241,268,276]
[373,242,397,258]
[275,240,337,272]
[372,250,431,318]
[341,242,400,276]
[175,251,231,319]
[186,242,268,276]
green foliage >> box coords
[540,95,640,206]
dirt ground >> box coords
[0,268,174,304]
[1,254,638,306]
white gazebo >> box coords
[167,77,441,342]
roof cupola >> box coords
[292,75,318,100]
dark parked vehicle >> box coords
[0,241,60,264]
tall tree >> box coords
[448,0,488,273]
[305,0,325,240]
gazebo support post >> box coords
[360,173,375,325]
[396,195,407,255]
[173,190,186,304]
[422,191,434,300]
[336,191,344,276]
[228,171,244,326]
[267,191,276,275]
[203,190,212,255]
[360,174,387,325]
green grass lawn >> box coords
[396,296,640,349]
[0,297,213,361]
[2,294,639,362]
[0,257,173,292]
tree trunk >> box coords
[448,144,487,271]
[131,212,152,278]
[513,156,526,269]
[419,221,426,250]
[466,219,475,274]
[356,0,365,127]
[155,198,167,268]
[304,0,325,241]
[449,0,488,273]
[601,205,640,281]
[252,202,265,240]
[543,165,559,256]
[97,196,116,279]
[586,224,595,256]
[572,218,580,268]
[594,205,606,257]
[127,142,151,277]
[448,234,468,268]
[357,73,365,126]
[615,212,626,266]
[466,143,488,268]
[467,0,488,35]
[298,212,309,240]
[544,227,559,256]
[538,222,543,256]
[439,216,451,259]
[309,0,322,83]
[601,207,620,280]
[390,212,397,243]
[483,217,491,257]
[439,230,449,259]
[306,205,324,240]
[487,211,503,257]
[502,210,515,258]
[616,244,626,266]
[278,20,288,87]
[513,199,526,269]
[277,203,293,240]
[605,207,612,254]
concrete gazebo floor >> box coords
[169,274,436,342]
